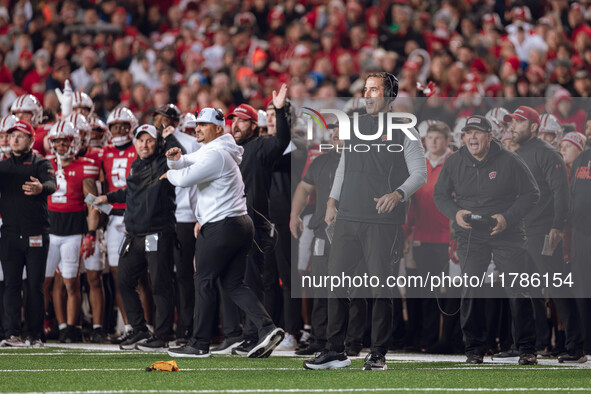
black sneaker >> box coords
[168,344,210,358]
[247,327,285,358]
[110,330,132,345]
[558,350,588,364]
[136,336,169,351]
[518,353,538,365]
[88,327,107,344]
[59,326,80,343]
[232,339,257,355]
[362,351,387,370]
[295,342,325,356]
[119,330,150,350]
[552,347,568,357]
[211,336,243,355]
[466,354,484,364]
[303,350,351,370]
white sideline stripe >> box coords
[0,352,136,356]
[0,366,587,372]
[0,368,297,372]
[22,388,591,393]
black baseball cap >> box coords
[461,115,492,133]
[153,104,181,122]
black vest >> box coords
[338,113,410,225]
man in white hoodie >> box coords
[162,105,285,358]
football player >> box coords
[45,120,100,343]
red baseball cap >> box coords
[229,104,258,121]
[503,106,540,125]
[561,132,586,151]
[7,120,35,138]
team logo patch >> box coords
[489,171,497,180]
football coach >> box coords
[433,115,540,365]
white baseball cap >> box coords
[134,124,158,139]
[196,108,224,127]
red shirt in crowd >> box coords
[22,67,52,103]
[406,149,453,244]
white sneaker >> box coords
[275,333,298,351]
[2,336,27,347]
[247,328,285,358]
[25,338,44,348]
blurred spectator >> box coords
[22,49,51,103]
[46,59,71,91]
[12,50,33,87]
[71,48,98,91]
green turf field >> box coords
[1,346,590,393]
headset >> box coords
[214,108,224,121]
[384,72,399,99]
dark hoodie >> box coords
[514,137,569,235]
[107,134,184,236]
[238,107,290,227]
[434,139,540,237]
[570,148,591,235]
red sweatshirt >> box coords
[407,150,452,244]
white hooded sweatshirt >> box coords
[166,133,247,225]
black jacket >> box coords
[514,137,569,235]
[0,151,57,236]
[239,107,290,227]
[434,139,540,236]
[570,148,591,235]
[268,134,307,225]
[107,134,183,236]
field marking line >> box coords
[1,366,589,372]
[20,388,591,393]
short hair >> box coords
[365,72,398,98]
[426,121,452,139]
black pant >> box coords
[525,233,582,353]
[406,243,448,349]
[118,232,175,340]
[571,230,591,354]
[309,240,329,345]
[326,220,402,355]
[222,224,273,341]
[191,215,275,350]
[457,232,536,356]
[274,223,302,336]
[174,222,196,339]
[262,249,282,325]
[310,239,368,348]
[0,232,48,339]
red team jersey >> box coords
[102,144,137,210]
[48,157,99,213]
[33,125,51,157]
[81,147,105,164]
